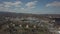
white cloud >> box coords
[21,8,25,10]
[4,1,22,7]
[0,1,38,13]
[46,1,60,7]
[0,1,22,12]
[25,1,38,9]
[0,4,4,7]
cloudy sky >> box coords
[0,0,60,14]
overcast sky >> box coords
[0,0,60,14]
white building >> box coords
[26,25,29,28]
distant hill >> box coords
[0,11,26,17]
[0,11,60,18]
